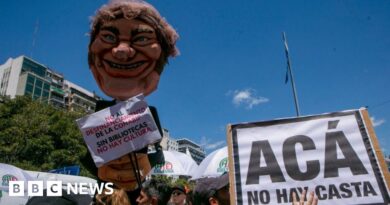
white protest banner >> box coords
[227,108,390,205]
[76,94,161,167]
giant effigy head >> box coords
[88,0,179,100]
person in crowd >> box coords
[169,184,190,205]
[185,190,194,205]
[136,178,172,205]
[82,0,179,204]
[95,188,131,205]
[193,173,230,205]
[193,173,318,205]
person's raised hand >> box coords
[292,189,318,205]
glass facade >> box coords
[21,58,46,77]
[24,73,51,102]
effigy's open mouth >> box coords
[104,60,146,70]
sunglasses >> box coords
[172,191,183,196]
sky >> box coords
[0,0,389,156]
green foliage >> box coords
[152,175,174,186]
[151,175,195,191]
[0,96,94,178]
[172,177,196,192]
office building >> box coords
[64,80,101,113]
[177,138,206,164]
[0,55,101,112]
[160,129,179,151]
[166,137,179,151]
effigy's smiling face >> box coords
[90,18,162,100]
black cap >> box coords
[172,184,186,193]
[193,173,229,205]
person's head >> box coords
[193,173,230,205]
[170,184,189,205]
[136,178,172,205]
[95,188,131,205]
[88,0,179,100]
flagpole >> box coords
[282,32,301,117]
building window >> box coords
[27,75,35,85]
[42,91,49,97]
[34,87,42,96]
[25,84,33,93]
[0,68,11,94]
[35,79,43,88]
[43,83,50,91]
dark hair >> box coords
[193,174,230,205]
[88,0,179,74]
[142,178,172,205]
[193,189,214,205]
[186,190,194,205]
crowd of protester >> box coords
[92,173,318,205]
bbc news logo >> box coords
[8,181,114,196]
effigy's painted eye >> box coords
[132,36,154,46]
[101,32,117,44]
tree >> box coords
[0,96,94,178]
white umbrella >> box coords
[151,151,187,176]
[0,163,33,205]
[25,170,96,185]
[0,163,33,192]
[0,190,29,205]
[191,146,228,179]
[25,170,97,197]
[170,150,198,177]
